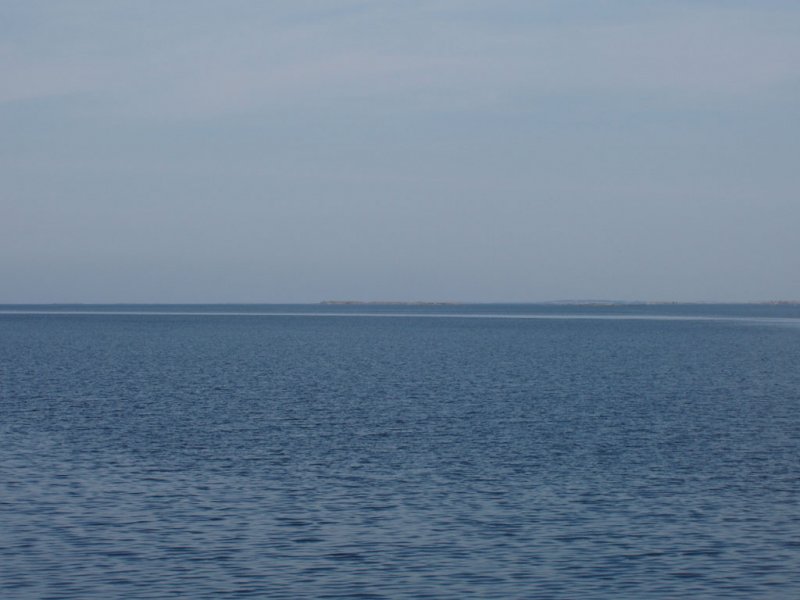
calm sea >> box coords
[2,304,799,598]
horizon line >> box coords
[1,300,799,306]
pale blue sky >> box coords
[2,1,799,302]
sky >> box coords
[2,0,799,303]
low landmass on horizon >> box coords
[320,300,800,306]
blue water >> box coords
[2,304,799,598]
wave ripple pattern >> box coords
[1,305,800,598]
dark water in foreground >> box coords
[1,304,799,598]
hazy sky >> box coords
[2,1,799,303]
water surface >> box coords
[2,304,799,598]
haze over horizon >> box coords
[2,1,799,304]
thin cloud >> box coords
[2,2,798,116]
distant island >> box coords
[320,300,799,306]
[320,300,462,306]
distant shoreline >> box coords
[319,300,462,306]
[319,300,800,306]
